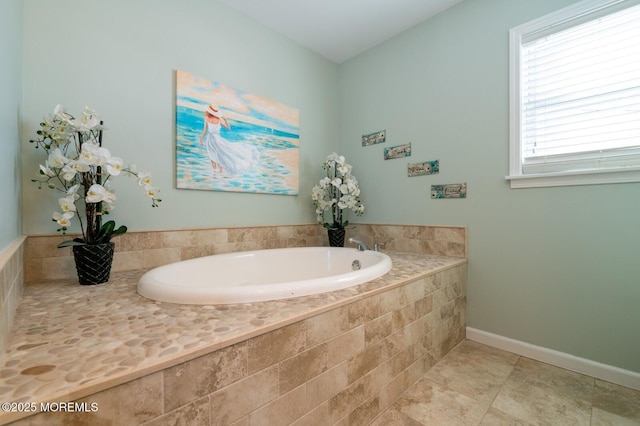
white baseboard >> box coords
[466,327,640,391]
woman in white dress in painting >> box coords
[199,105,259,175]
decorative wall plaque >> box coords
[431,183,467,199]
[362,130,386,146]
[384,143,411,160]
[408,160,439,177]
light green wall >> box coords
[19,0,640,373]
[21,0,338,234]
[339,0,640,373]
[0,0,22,252]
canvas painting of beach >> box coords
[175,69,300,195]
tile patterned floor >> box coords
[372,340,640,425]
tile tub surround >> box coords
[0,252,466,425]
[23,224,466,283]
[0,238,25,356]
[24,225,326,284]
[350,224,466,259]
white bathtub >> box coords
[137,247,392,305]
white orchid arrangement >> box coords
[30,105,161,247]
[311,152,364,230]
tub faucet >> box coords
[348,237,370,251]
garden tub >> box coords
[137,246,392,304]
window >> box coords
[507,0,640,188]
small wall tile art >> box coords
[384,143,411,160]
[431,183,467,199]
[175,69,300,195]
[362,130,386,146]
[408,160,439,177]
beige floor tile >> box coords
[491,358,593,425]
[424,340,518,403]
[375,341,640,426]
[450,340,520,368]
[592,380,640,424]
[479,407,536,425]
[510,357,595,397]
[393,378,489,425]
[369,408,424,425]
[591,407,640,426]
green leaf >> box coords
[57,239,87,248]
[88,220,129,245]
[101,220,115,236]
[112,225,127,237]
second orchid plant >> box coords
[311,152,365,230]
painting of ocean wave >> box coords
[175,69,299,195]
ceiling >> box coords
[217,0,464,63]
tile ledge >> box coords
[0,236,26,270]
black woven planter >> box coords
[327,229,346,247]
[72,242,115,285]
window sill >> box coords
[505,167,640,188]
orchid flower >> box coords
[85,184,116,204]
[137,171,153,187]
[47,148,68,169]
[52,211,74,228]
[144,185,159,198]
[63,106,101,132]
[67,184,80,197]
[79,142,111,166]
[105,156,123,175]
[39,162,56,177]
[61,160,91,181]
[53,104,73,122]
[58,195,77,213]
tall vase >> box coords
[327,229,346,247]
[72,242,115,285]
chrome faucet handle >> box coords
[348,237,369,251]
[374,242,385,252]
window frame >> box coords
[507,0,640,189]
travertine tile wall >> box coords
[24,224,466,283]
[24,225,325,283]
[0,237,25,355]
[349,224,466,258]
[10,262,467,425]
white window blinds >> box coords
[510,0,640,182]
